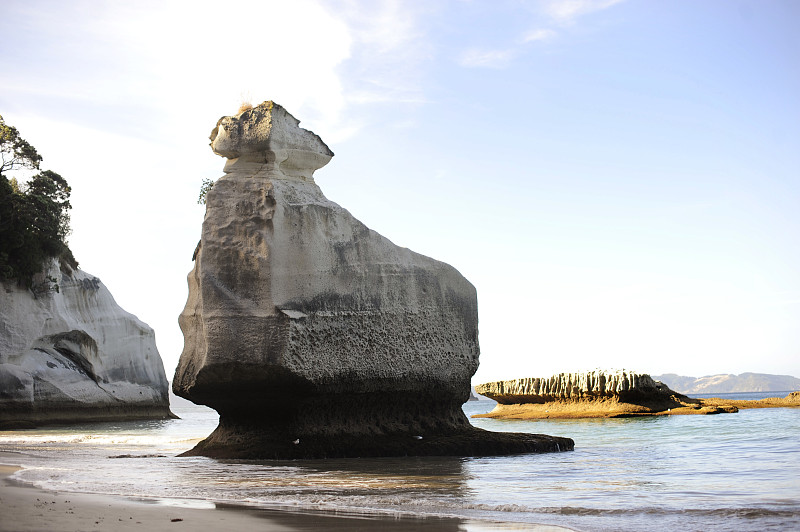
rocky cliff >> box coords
[173,101,573,458]
[0,260,172,428]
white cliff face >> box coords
[179,173,479,396]
[0,260,171,426]
[476,370,674,404]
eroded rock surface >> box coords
[0,261,172,428]
[173,101,573,458]
[477,370,675,404]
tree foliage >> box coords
[0,115,42,174]
[0,114,76,288]
[198,178,214,205]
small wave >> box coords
[528,506,800,519]
[460,502,533,513]
[143,497,216,510]
[108,454,167,459]
[425,500,800,520]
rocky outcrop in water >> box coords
[476,370,675,404]
[475,370,740,418]
[173,101,573,458]
[698,392,800,409]
[477,370,673,404]
[0,261,172,428]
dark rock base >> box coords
[180,424,574,459]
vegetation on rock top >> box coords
[0,114,77,289]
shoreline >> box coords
[0,456,573,532]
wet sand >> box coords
[0,459,572,532]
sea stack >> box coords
[173,101,573,458]
[0,261,172,428]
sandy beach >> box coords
[0,457,571,532]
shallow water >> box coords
[1,393,798,531]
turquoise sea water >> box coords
[1,392,798,531]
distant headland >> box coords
[652,372,800,394]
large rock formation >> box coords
[475,370,740,418]
[173,101,573,458]
[0,261,172,428]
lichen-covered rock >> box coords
[0,261,172,428]
[173,101,573,458]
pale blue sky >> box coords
[2,0,798,383]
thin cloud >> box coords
[541,0,626,25]
[457,1,624,70]
[522,28,558,43]
[0,0,354,143]
[459,48,516,69]
[332,1,432,111]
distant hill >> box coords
[653,372,800,394]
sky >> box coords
[2,0,799,384]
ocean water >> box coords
[1,392,799,531]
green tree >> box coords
[0,114,76,288]
[198,177,214,205]
[0,115,42,174]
